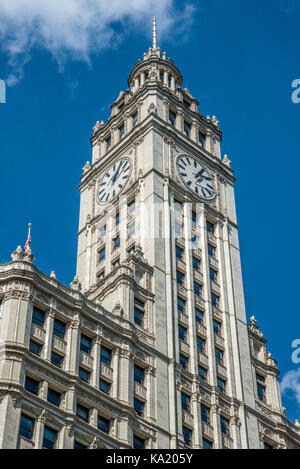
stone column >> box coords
[211,402,221,449]
[170,76,176,91]
[34,410,46,449]
[0,394,21,449]
[65,318,80,375]
[176,109,183,133]
[191,394,202,449]
[145,366,156,423]
[92,337,101,388]
[112,348,120,399]
[163,70,168,87]
[43,307,55,362]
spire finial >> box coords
[24,223,32,253]
[152,16,157,49]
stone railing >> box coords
[177,285,187,297]
[214,334,225,348]
[18,436,35,449]
[80,351,93,369]
[211,281,221,295]
[178,311,189,326]
[209,256,218,269]
[182,410,194,427]
[194,295,205,308]
[194,270,203,283]
[134,382,147,401]
[207,233,217,245]
[31,323,45,343]
[179,340,190,355]
[192,247,202,258]
[198,352,209,367]
[217,363,227,378]
[212,307,222,321]
[196,322,207,337]
[202,421,214,439]
[222,434,233,449]
[52,335,66,354]
[100,363,113,381]
[111,246,121,260]
[176,258,186,271]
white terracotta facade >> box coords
[0,27,299,449]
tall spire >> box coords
[152,16,157,49]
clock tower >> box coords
[74,18,294,448]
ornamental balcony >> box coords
[209,256,218,270]
[194,270,203,283]
[30,324,45,343]
[194,295,205,308]
[207,233,217,246]
[179,339,190,356]
[79,351,93,370]
[52,335,66,355]
[212,306,222,321]
[178,311,189,326]
[198,352,209,367]
[216,363,227,378]
[134,382,147,401]
[18,436,34,449]
[214,334,225,348]
[100,363,113,382]
[182,410,194,428]
[202,422,214,439]
[196,322,207,337]
[176,258,186,271]
[177,284,187,297]
[211,281,221,295]
[222,434,233,449]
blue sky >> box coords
[0,0,299,422]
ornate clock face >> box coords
[176,155,215,199]
[98,157,131,204]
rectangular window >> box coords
[43,426,57,449]
[25,376,39,395]
[184,121,191,137]
[79,367,91,383]
[203,439,212,449]
[175,223,182,239]
[133,435,145,449]
[100,346,112,366]
[74,441,87,449]
[191,211,197,223]
[174,200,182,214]
[183,427,192,447]
[201,405,210,423]
[257,383,265,401]
[128,223,135,238]
[198,366,207,381]
[220,416,229,435]
[47,388,61,407]
[98,416,110,434]
[80,334,92,354]
[213,320,221,335]
[51,351,64,368]
[194,282,202,296]
[134,298,145,327]
[76,403,89,422]
[192,257,200,271]
[178,325,187,342]
[199,132,205,147]
[217,377,226,393]
[19,414,34,440]
[211,294,219,308]
[208,244,215,258]
[106,135,112,150]
[100,225,106,238]
[134,398,144,417]
[264,442,274,450]
[181,393,190,412]
[215,348,224,365]
[29,340,42,356]
[195,308,204,324]
[176,246,184,260]
[134,365,145,384]
[132,112,138,127]
[119,123,125,139]
[177,271,184,286]
[169,110,176,126]
[32,307,45,328]
[177,297,186,313]
[207,221,214,234]
[180,354,189,370]
[99,248,106,261]
[53,318,66,339]
[210,268,217,282]
[114,236,120,249]
[115,213,120,225]
[99,379,111,394]
[197,336,205,353]
[128,200,135,213]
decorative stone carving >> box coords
[70,275,82,291]
[222,154,231,168]
[11,246,24,261]
[82,161,91,174]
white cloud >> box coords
[281,368,300,407]
[0,0,195,86]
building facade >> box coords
[0,19,299,450]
